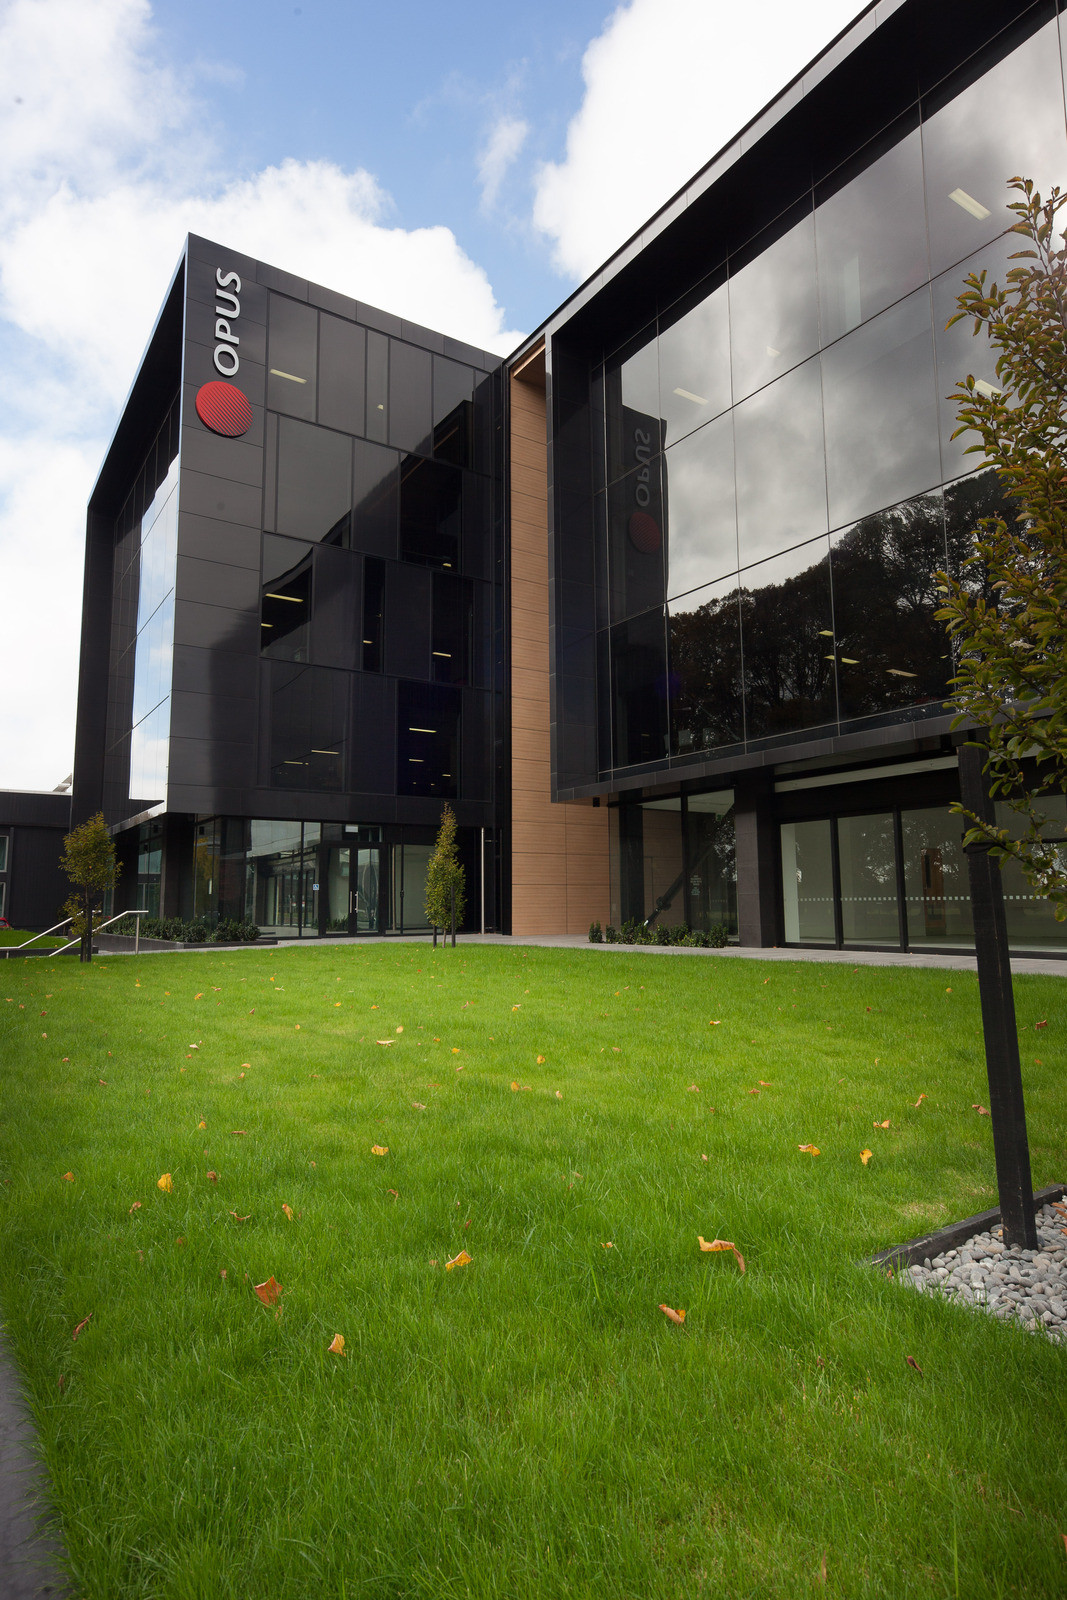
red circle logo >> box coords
[195,380,252,437]
[629,510,661,554]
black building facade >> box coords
[524,0,1067,953]
[0,790,71,932]
[73,235,505,937]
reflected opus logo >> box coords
[195,380,252,437]
[195,266,252,436]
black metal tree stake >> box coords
[958,740,1038,1249]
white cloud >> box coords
[478,114,530,211]
[533,0,866,280]
[0,0,524,791]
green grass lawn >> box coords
[0,925,71,948]
[1,942,1065,1600]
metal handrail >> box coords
[52,908,151,957]
[9,916,73,951]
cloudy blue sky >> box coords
[0,0,862,789]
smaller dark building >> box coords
[0,791,71,931]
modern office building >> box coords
[73,0,1067,953]
[505,0,1067,952]
[0,790,71,932]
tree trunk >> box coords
[958,741,1037,1249]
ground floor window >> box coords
[781,801,1067,953]
[187,816,492,937]
[610,791,737,935]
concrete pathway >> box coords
[0,1328,70,1598]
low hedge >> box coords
[591,919,730,948]
[111,916,261,944]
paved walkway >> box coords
[0,1328,70,1597]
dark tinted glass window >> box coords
[267,297,317,419]
[657,274,730,445]
[400,457,461,569]
[662,410,737,599]
[397,682,459,798]
[931,231,1016,481]
[432,572,473,685]
[261,536,312,660]
[276,418,352,543]
[922,18,1067,279]
[311,545,360,671]
[667,578,744,757]
[815,124,927,343]
[729,210,818,401]
[733,357,827,566]
[363,557,385,672]
[366,330,389,443]
[388,340,432,453]
[433,358,475,467]
[610,607,668,769]
[740,538,836,740]
[829,490,950,723]
[604,329,660,484]
[605,454,665,624]
[270,662,347,790]
[353,440,398,557]
[821,286,940,531]
[318,314,365,434]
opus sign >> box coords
[194,267,253,438]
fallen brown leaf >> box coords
[445,1250,472,1271]
[282,1204,294,1222]
[906,1355,923,1375]
[371,1145,389,1156]
[157,1173,173,1193]
[698,1237,746,1273]
[254,1276,282,1306]
[860,1149,873,1165]
[659,1304,686,1325]
[972,1104,991,1116]
[229,1211,251,1222]
[71,1314,92,1341]
[129,1200,142,1213]
[328,1334,346,1356]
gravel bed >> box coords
[897,1196,1067,1341]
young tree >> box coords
[60,812,120,963]
[936,178,1067,910]
[424,803,465,946]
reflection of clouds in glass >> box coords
[734,358,827,564]
[922,20,1067,277]
[822,287,940,530]
[729,214,818,401]
[619,334,659,422]
[816,128,927,343]
[932,232,1016,480]
[129,700,170,803]
[136,479,177,631]
[662,412,737,599]
[658,283,730,446]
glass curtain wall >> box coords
[593,11,1067,780]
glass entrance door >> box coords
[351,847,381,933]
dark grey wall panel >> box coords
[179,469,263,529]
[167,737,255,789]
[177,514,260,570]
[170,690,257,744]
[171,643,259,699]
[176,556,262,612]
[179,426,263,487]
[173,599,259,653]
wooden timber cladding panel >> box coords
[509,351,609,935]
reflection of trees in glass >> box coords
[669,592,742,753]
[740,552,835,737]
[832,493,948,718]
